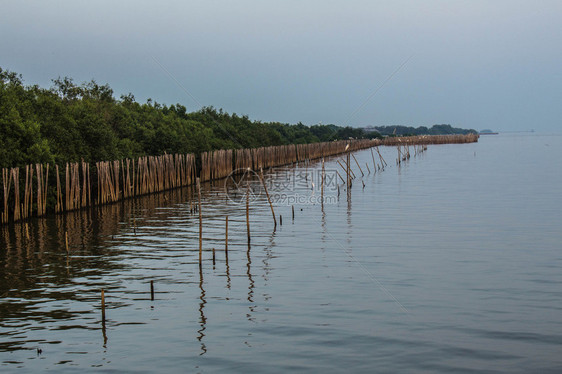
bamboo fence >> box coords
[0,134,477,225]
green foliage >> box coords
[1,67,465,169]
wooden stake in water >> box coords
[65,231,69,253]
[197,178,202,267]
[246,181,251,243]
[212,248,216,266]
[101,289,106,322]
[375,146,387,168]
[225,215,229,253]
[150,280,154,301]
[292,205,295,221]
[321,158,325,200]
[347,151,351,191]
[336,170,345,183]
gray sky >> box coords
[1,0,561,132]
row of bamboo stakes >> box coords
[3,134,460,329]
[0,134,477,225]
[381,133,479,146]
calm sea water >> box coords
[1,134,561,373]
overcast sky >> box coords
[1,0,561,132]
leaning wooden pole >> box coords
[370,148,377,172]
[259,168,277,229]
[352,154,364,177]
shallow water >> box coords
[1,134,562,373]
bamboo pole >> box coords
[375,146,387,168]
[246,181,250,243]
[12,168,20,222]
[225,215,228,253]
[336,170,345,184]
[101,289,106,322]
[2,168,10,224]
[197,177,202,267]
[0,136,477,226]
[321,158,325,199]
[351,154,364,177]
[347,150,351,194]
[259,168,276,229]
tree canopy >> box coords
[0,67,475,168]
[1,67,385,168]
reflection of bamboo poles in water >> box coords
[225,249,231,290]
[246,241,255,312]
[197,265,207,355]
[2,143,439,348]
[2,189,180,290]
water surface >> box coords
[1,134,561,373]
